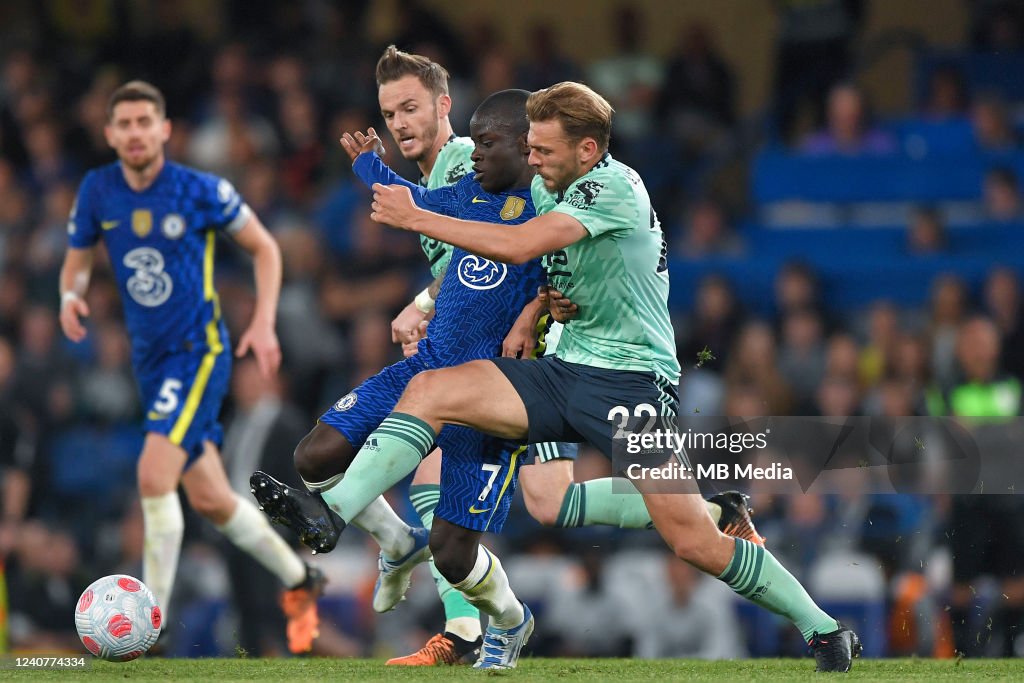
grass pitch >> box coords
[2,657,1022,681]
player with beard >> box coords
[59,81,324,653]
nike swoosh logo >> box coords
[468,504,491,514]
[471,197,489,204]
[146,410,168,420]
[101,220,119,230]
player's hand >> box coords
[340,127,385,162]
[370,183,418,229]
[391,300,430,344]
[538,285,578,322]
[503,309,538,359]
[402,320,429,357]
[235,320,282,379]
[59,293,90,342]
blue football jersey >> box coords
[353,153,545,367]
[68,161,250,361]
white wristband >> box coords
[61,291,82,309]
[414,287,435,314]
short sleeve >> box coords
[530,175,558,215]
[206,175,251,234]
[548,167,637,238]
[67,171,101,248]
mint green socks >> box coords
[719,538,840,641]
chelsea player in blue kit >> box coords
[252,91,545,667]
[58,81,324,653]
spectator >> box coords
[724,321,794,416]
[983,167,1023,222]
[906,207,948,255]
[588,4,664,143]
[931,317,1024,657]
[970,0,1024,51]
[6,522,89,651]
[220,357,311,656]
[656,23,735,150]
[971,93,1019,152]
[778,308,827,408]
[928,275,969,388]
[75,322,138,425]
[542,550,635,657]
[984,266,1024,379]
[859,301,901,388]
[187,90,279,182]
[824,332,861,384]
[516,24,583,92]
[276,87,324,205]
[675,199,745,259]
[772,0,864,142]
[774,261,826,326]
[799,82,897,157]
[922,65,969,120]
[634,554,746,659]
[678,274,744,371]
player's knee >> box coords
[663,528,713,565]
[429,526,477,584]
[431,543,476,585]
[400,370,445,411]
[293,426,351,484]
[523,490,561,527]
[185,485,233,521]
[137,458,176,498]
[137,469,166,498]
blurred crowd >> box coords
[2,0,1024,662]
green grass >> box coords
[2,658,1023,681]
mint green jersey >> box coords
[420,136,474,276]
[532,154,681,383]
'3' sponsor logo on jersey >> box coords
[123,247,173,307]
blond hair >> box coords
[526,82,613,150]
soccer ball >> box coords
[74,575,162,661]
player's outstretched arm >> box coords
[339,128,385,161]
[232,214,282,379]
[58,247,94,342]
[370,183,588,264]
[372,181,589,264]
[342,128,451,214]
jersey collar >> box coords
[419,134,460,187]
[555,152,611,203]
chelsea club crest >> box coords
[334,392,358,411]
[162,214,186,239]
[457,255,507,290]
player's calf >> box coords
[293,422,355,485]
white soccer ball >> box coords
[74,574,162,661]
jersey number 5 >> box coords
[154,378,183,414]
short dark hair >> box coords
[375,45,449,97]
[472,89,530,135]
[526,82,613,151]
[107,80,166,120]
